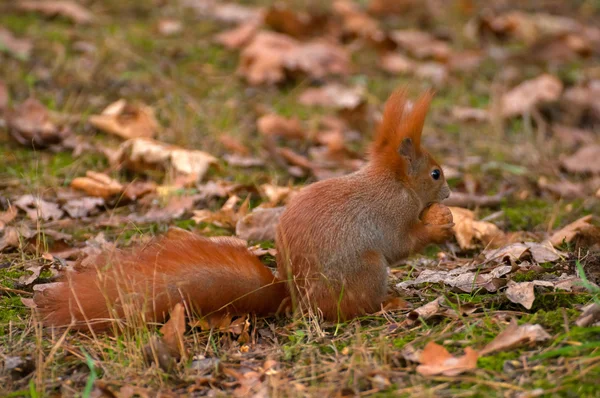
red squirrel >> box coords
[34,88,454,331]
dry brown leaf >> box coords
[89,100,159,140]
[0,225,39,252]
[484,242,563,264]
[538,176,585,199]
[70,171,124,199]
[237,32,299,85]
[157,19,183,36]
[192,195,247,228]
[501,74,563,118]
[399,264,511,293]
[182,0,262,24]
[116,138,217,181]
[257,114,305,140]
[549,215,600,247]
[561,82,600,125]
[142,195,197,223]
[260,184,296,206]
[407,297,444,321]
[480,319,551,355]
[505,281,536,309]
[219,135,250,155]
[0,206,18,226]
[6,98,64,148]
[62,197,104,218]
[238,32,350,85]
[0,27,32,60]
[215,19,262,50]
[379,53,415,74]
[561,145,600,174]
[298,84,365,111]
[451,107,489,123]
[236,206,285,241]
[416,342,478,377]
[390,30,451,61]
[332,0,384,41]
[122,180,157,201]
[18,1,93,24]
[14,195,63,222]
[575,303,600,327]
[382,297,411,311]
[159,303,187,360]
[449,207,504,250]
[265,4,327,39]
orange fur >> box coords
[35,87,452,330]
[35,233,286,331]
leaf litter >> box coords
[1,0,600,396]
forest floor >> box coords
[1,0,600,397]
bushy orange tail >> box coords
[34,230,287,331]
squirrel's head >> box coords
[369,88,451,206]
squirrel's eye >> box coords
[431,169,441,180]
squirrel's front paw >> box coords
[421,203,453,226]
[425,222,455,243]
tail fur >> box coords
[34,230,287,331]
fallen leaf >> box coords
[122,180,157,201]
[236,206,285,241]
[379,52,415,74]
[0,27,32,60]
[484,242,564,264]
[14,195,63,222]
[414,62,448,86]
[416,342,478,376]
[70,171,124,199]
[219,135,250,155]
[182,0,262,24]
[17,1,94,24]
[382,297,411,311]
[451,107,489,123]
[549,215,600,247]
[0,225,37,252]
[260,184,296,205]
[298,84,365,111]
[159,303,187,360]
[157,19,183,36]
[223,154,264,167]
[141,195,197,223]
[116,138,217,182]
[390,30,451,61]
[6,98,63,148]
[215,19,262,50]
[193,195,247,229]
[407,296,445,321]
[238,32,350,85]
[89,100,159,140]
[265,4,327,39]
[561,82,600,125]
[505,281,536,309]
[399,265,511,293]
[449,207,505,250]
[257,114,305,140]
[538,176,585,199]
[332,0,385,42]
[501,74,563,118]
[480,319,551,355]
[0,206,18,226]
[561,145,600,174]
[575,303,600,327]
[62,197,105,218]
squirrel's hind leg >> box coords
[312,250,388,322]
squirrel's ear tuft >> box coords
[370,88,434,175]
[399,90,434,152]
